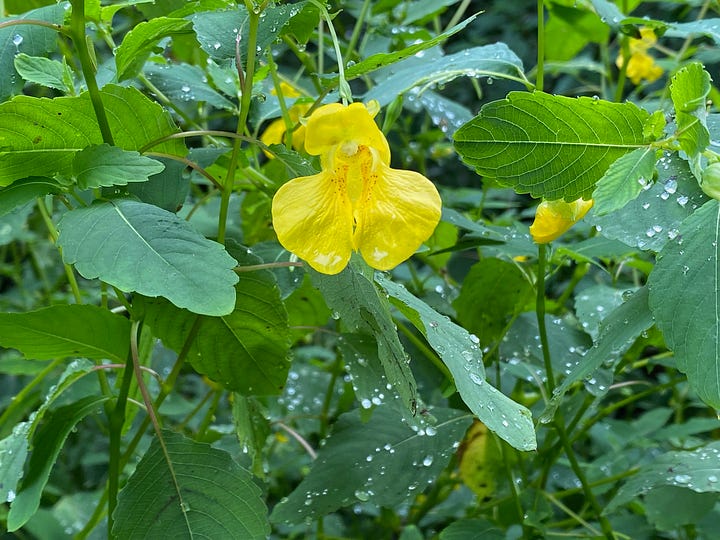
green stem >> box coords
[536,243,555,394]
[614,36,630,102]
[554,417,615,539]
[536,0,545,92]
[0,19,68,34]
[311,0,351,103]
[69,0,114,145]
[396,320,454,383]
[444,0,472,32]
[344,0,371,59]
[107,321,139,536]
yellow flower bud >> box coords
[529,198,594,244]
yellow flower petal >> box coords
[260,117,287,147]
[271,170,354,274]
[304,102,390,163]
[354,162,441,270]
[529,199,593,244]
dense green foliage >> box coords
[1,1,720,538]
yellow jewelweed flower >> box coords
[271,102,442,274]
[529,199,593,244]
[260,82,310,153]
[616,28,663,85]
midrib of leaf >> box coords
[474,140,647,149]
[219,311,275,385]
[392,413,472,449]
[714,205,720,390]
[5,327,116,359]
[154,433,192,534]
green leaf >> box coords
[667,19,720,46]
[365,43,525,107]
[115,17,193,81]
[670,62,711,160]
[377,274,537,452]
[231,394,270,478]
[590,152,708,252]
[0,85,185,187]
[0,422,30,503]
[126,156,189,212]
[138,270,290,394]
[72,144,165,189]
[0,176,62,216]
[0,4,65,102]
[57,199,238,316]
[190,2,308,64]
[440,519,505,540]
[7,395,109,531]
[452,259,533,347]
[454,92,649,200]
[270,406,472,524]
[592,147,658,215]
[311,263,418,419]
[143,63,235,110]
[0,305,130,362]
[540,287,654,422]
[606,441,720,512]
[325,15,478,87]
[644,487,717,531]
[648,200,720,409]
[113,430,269,539]
[13,54,72,93]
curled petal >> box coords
[271,171,354,274]
[304,102,390,163]
[529,198,593,244]
[353,164,442,270]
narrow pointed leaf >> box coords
[0,176,61,216]
[454,91,649,200]
[0,422,30,503]
[648,200,720,408]
[0,305,130,362]
[377,274,536,452]
[13,54,72,93]
[592,147,658,215]
[57,200,238,316]
[270,406,472,524]
[115,17,193,81]
[113,430,269,539]
[73,144,165,189]
[7,396,109,531]
[311,264,418,420]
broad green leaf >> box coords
[592,147,658,215]
[126,156,189,212]
[667,19,720,45]
[7,395,109,531]
[0,4,65,102]
[0,305,130,362]
[590,152,708,252]
[648,200,720,409]
[590,0,624,28]
[311,263,418,419]
[115,17,193,81]
[138,271,290,394]
[452,259,533,347]
[644,487,717,531]
[57,199,238,316]
[0,85,185,186]
[365,43,526,107]
[270,406,472,524]
[0,176,61,216]
[670,62,711,161]
[378,274,536,452]
[606,441,720,512]
[324,15,478,87]
[399,0,459,25]
[0,422,30,503]
[440,519,505,540]
[405,90,474,136]
[545,4,609,62]
[144,63,235,110]
[574,284,631,340]
[232,394,271,478]
[190,2,308,64]
[73,144,165,189]
[453,92,649,200]
[113,430,269,539]
[540,287,653,422]
[13,54,72,93]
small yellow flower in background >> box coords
[615,27,663,85]
[260,81,310,153]
[271,101,442,274]
[529,198,593,244]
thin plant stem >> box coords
[69,0,114,145]
[197,390,223,439]
[344,0,371,59]
[444,0,472,32]
[106,321,138,536]
[536,243,555,394]
[536,0,545,92]
[311,0,351,103]
[0,18,67,34]
[276,421,317,459]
